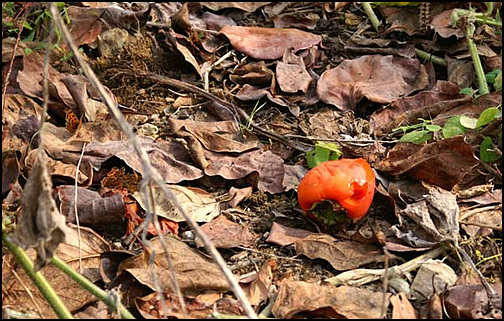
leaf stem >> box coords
[50,256,136,319]
[2,223,74,319]
[362,2,381,32]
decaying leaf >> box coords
[390,292,418,319]
[220,26,322,60]
[389,179,460,247]
[295,234,385,271]
[14,154,67,270]
[135,292,244,319]
[375,136,482,190]
[240,259,275,306]
[317,55,427,111]
[272,280,389,319]
[133,185,220,223]
[195,214,256,248]
[410,260,458,300]
[117,236,231,296]
[265,222,318,247]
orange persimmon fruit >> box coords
[297,158,375,225]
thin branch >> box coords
[2,223,74,319]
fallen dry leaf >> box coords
[317,55,428,111]
[117,236,231,296]
[135,292,244,319]
[295,234,385,271]
[200,2,270,13]
[220,26,322,60]
[272,280,389,318]
[265,222,318,247]
[375,136,482,190]
[133,185,221,223]
[369,80,469,136]
[241,259,275,306]
[14,154,68,271]
[204,148,285,194]
[391,292,418,319]
[389,179,460,247]
[195,214,256,248]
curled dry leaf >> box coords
[203,148,285,194]
[57,185,125,225]
[265,222,318,247]
[14,154,67,271]
[389,180,460,247]
[317,55,427,111]
[240,259,275,306]
[220,26,322,60]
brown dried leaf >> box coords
[169,118,259,153]
[14,154,67,270]
[133,185,220,223]
[220,26,321,60]
[136,292,244,319]
[195,215,256,248]
[317,55,427,111]
[295,234,384,271]
[265,222,318,247]
[118,236,231,295]
[241,259,275,306]
[56,224,111,283]
[2,151,20,196]
[57,185,125,225]
[272,280,388,319]
[388,180,459,247]
[276,62,312,94]
[391,292,418,319]
[375,136,482,190]
[200,2,270,12]
[273,13,319,30]
[204,148,285,194]
[430,9,465,39]
[82,137,204,184]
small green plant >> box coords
[393,119,442,144]
[244,99,267,130]
[305,141,342,168]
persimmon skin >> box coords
[297,158,375,220]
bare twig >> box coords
[74,143,87,274]
[49,4,257,318]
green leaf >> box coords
[425,124,442,132]
[443,116,466,138]
[24,48,33,55]
[459,87,476,97]
[485,69,501,84]
[476,107,500,128]
[480,137,502,162]
[306,142,341,168]
[399,130,432,144]
[495,71,502,92]
[459,115,478,129]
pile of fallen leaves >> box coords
[2,2,501,319]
